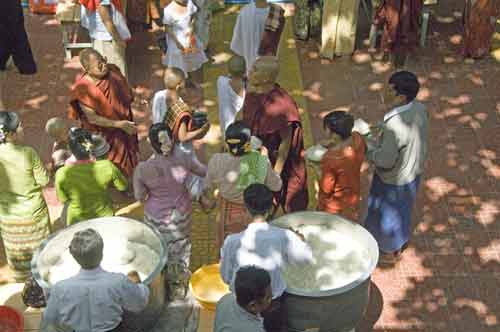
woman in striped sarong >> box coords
[204,121,282,252]
[0,112,51,282]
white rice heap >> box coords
[284,224,372,291]
[46,238,160,284]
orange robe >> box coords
[463,0,499,59]
[69,65,139,177]
[242,84,308,213]
[318,132,366,221]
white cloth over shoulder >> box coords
[217,76,245,139]
[230,3,269,74]
[162,0,208,76]
[151,89,170,124]
[80,1,131,41]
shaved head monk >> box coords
[241,56,308,213]
[69,48,138,177]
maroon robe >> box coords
[373,0,423,53]
[69,65,139,177]
[258,4,286,57]
[242,84,308,213]
[463,0,499,59]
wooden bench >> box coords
[61,22,92,61]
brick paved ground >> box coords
[0,1,499,331]
[299,1,500,331]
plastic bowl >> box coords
[0,306,23,332]
[189,264,230,311]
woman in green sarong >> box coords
[204,121,282,251]
[0,111,51,282]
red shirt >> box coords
[318,132,366,221]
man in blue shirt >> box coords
[42,228,150,332]
[215,266,272,332]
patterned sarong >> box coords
[144,213,191,268]
[0,213,50,281]
[216,197,252,252]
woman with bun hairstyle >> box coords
[0,111,50,282]
[318,111,366,221]
[55,127,128,225]
[133,123,209,267]
[204,121,282,251]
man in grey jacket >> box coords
[42,229,149,332]
[364,71,428,263]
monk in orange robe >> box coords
[69,48,138,177]
[242,56,308,213]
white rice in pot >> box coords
[284,224,372,292]
[45,238,160,284]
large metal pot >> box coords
[271,212,379,332]
[31,217,168,332]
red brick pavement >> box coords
[0,1,499,331]
[299,1,500,331]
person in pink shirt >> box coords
[133,123,208,267]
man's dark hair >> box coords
[149,123,173,155]
[69,228,104,269]
[323,111,354,140]
[388,71,420,103]
[225,121,252,156]
[234,266,271,308]
[68,127,93,160]
[243,183,274,216]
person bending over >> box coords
[220,183,313,332]
[214,266,272,332]
[42,228,149,332]
[55,128,128,225]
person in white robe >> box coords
[217,55,246,139]
[230,0,270,74]
[163,0,208,78]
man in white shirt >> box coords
[80,0,130,77]
[42,228,150,332]
[220,183,314,332]
[217,55,246,139]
